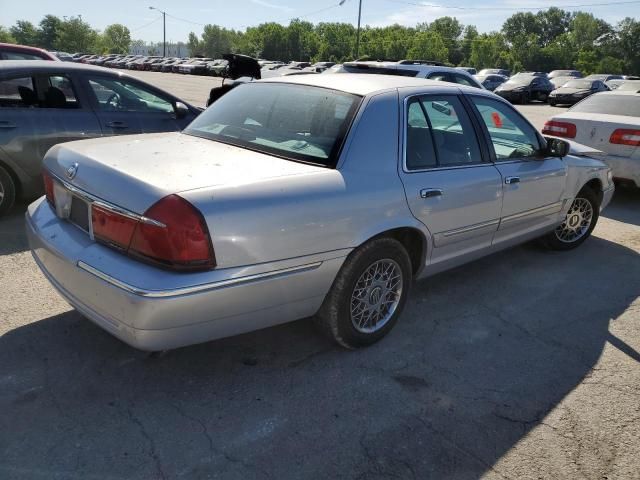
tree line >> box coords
[0,15,131,55]
[2,9,639,75]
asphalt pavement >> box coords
[0,71,639,480]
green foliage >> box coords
[2,10,639,75]
[101,24,132,54]
[407,31,448,63]
[0,26,16,44]
[10,20,39,46]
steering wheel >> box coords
[106,93,122,110]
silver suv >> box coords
[339,60,484,89]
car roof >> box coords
[0,59,126,75]
[259,72,477,96]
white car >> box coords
[543,90,640,187]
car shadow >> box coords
[0,200,29,256]
[1,235,638,479]
[602,186,640,226]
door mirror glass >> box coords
[545,137,570,157]
[174,101,189,119]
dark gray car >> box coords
[0,61,200,215]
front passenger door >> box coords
[468,95,567,244]
[83,75,184,135]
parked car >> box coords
[494,75,554,103]
[49,51,74,62]
[585,74,623,82]
[511,71,547,79]
[206,59,229,76]
[478,68,511,78]
[27,74,613,351]
[179,59,212,75]
[615,80,640,92]
[474,73,507,91]
[150,58,177,71]
[543,90,640,188]
[549,75,574,89]
[0,43,58,61]
[455,66,476,75]
[548,78,609,106]
[163,59,186,72]
[340,61,484,88]
[548,70,582,79]
[0,60,201,215]
[307,61,335,73]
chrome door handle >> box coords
[106,121,128,129]
[420,188,443,198]
[505,176,520,185]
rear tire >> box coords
[549,99,557,106]
[542,187,599,251]
[0,165,16,217]
[315,237,412,349]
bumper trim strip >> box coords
[77,261,323,298]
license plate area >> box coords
[69,196,90,233]
[53,182,91,235]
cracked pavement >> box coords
[0,82,639,478]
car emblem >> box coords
[590,127,597,139]
[66,163,79,180]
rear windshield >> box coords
[340,65,419,77]
[570,94,640,117]
[184,83,361,166]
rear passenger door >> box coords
[399,93,503,269]
[0,73,101,181]
[467,95,567,243]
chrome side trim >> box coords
[77,261,323,298]
[500,201,564,225]
[441,218,500,237]
[48,172,166,228]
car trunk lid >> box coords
[43,132,328,214]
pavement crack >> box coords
[127,407,166,480]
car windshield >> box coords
[564,80,593,89]
[184,83,361,166]
[570,94,640,117]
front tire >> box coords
[315,237,412,349]
[0,165,16,217]
[542,187,599,250]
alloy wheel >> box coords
[350,259,403,334]
[555,197,594,243]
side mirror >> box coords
[174,101,189,119]
[544,137,570,158]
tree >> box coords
[459,25,478,65]
[0,26,16,44]
[101,24,131,54]
[502,12,540,45]
[407,31,448,64]
[428,16,462,63]
[616,18,640,75]
[38,15,62,50]
[187,32,203,56]
[469,32,508,69]
[10,20,38,46]
[535,8,572,47]
[55,17,99,53]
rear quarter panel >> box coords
[181,90,429,269]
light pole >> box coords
[148,6,166,57]
[339,0,363,60]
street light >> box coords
[339,0,363,60]
[148,6,166,57]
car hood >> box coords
[43,132,328,214]
[552,87,590,95]
[496,84,528,91]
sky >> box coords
[3,0,639,42]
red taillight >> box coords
[610,129,640,146]
[129,195,215,270]
[43,172,55,205]
[542,120,576,139]
[91,205,138,251]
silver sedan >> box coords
[27,74,614,351]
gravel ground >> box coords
[0,71,639,480]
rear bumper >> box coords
[600,154,640,187]
[27,197,346,351]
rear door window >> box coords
[0,77,37,108]
[405,95,483,170]
[40,75,80,109]
[452,73,475,87]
